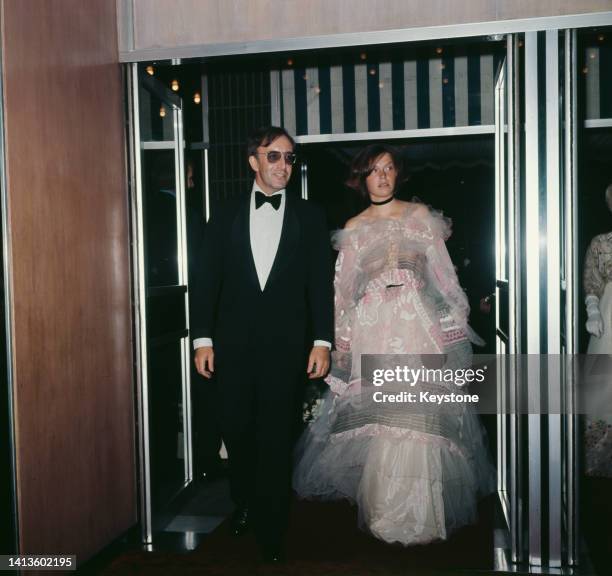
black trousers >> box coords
[215,351,302,548]
[192,366,223,475]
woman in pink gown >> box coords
[293,144,494,545]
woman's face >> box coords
[365,153,397,201]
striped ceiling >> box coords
[275,47,504,136]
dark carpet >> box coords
[100,496,495,576]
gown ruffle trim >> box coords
[293,392,495,545]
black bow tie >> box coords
[255,191,282,210]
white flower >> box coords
[310,399,324,420]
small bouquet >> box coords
[302,397,324,424]
[301,379,328,424]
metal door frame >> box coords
[126,23,589,567]
[493,36,527,569]
[0,30,19,555]
[127,63,193,545]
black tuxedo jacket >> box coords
[192,192,334,371]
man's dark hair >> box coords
[346,143,405,200]
[247,126,295,158]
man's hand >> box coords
[194,346,215,378]
[307,346,330,379]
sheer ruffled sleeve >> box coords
[325,229,362,394]
[331,229,362,353]
[423,208,484,346]
[584,236,605,298]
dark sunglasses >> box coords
[255,151,297,165]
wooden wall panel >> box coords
[1,0,135,562]
[120,0,612,54]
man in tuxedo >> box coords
[192,126,334,562]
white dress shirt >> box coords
[250,185,285,290]
[194,183,331,350]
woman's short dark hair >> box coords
[346,144,404,200]
[247,126,295,158]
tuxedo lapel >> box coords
[265,193,300,291]
[232,196,260,291]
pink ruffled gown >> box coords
[293,203,494,545]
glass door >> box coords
[494,35,523,566]
[130,65,193,544]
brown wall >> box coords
[1,0,135,562]
[118,0,612,55]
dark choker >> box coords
[370,195,394,206]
